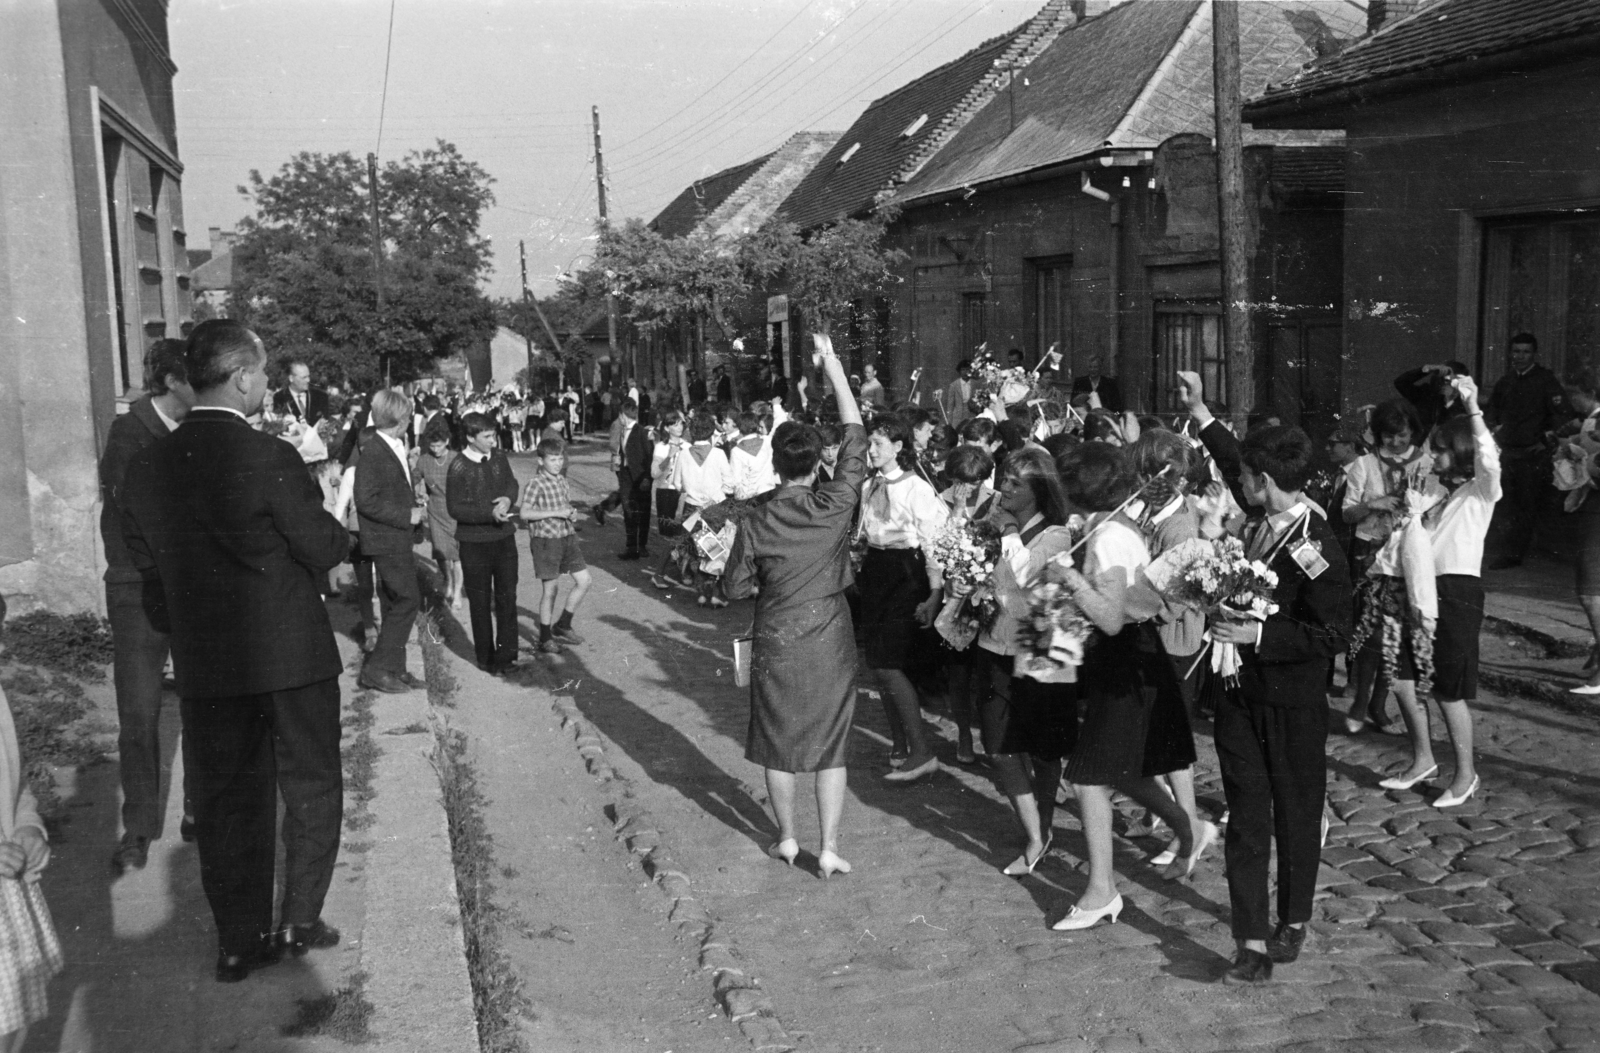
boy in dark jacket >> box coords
[1178,372,1352,983]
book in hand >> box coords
[733,635,753,688]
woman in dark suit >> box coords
[725,337,865,879]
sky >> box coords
[169,0,1045,300]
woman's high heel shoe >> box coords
[768,838,799,866]
[1434,775,1479,809]
[1378,764,1438,791]
[1001,834,1052,877]
[817,849,851,880]
[1161,819,1218,882]
[1051,892,1123,931]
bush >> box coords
[4,612,113,680]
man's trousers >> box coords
[107,579,191,839]
[181,677,343,957]
[1214,688,1327,941]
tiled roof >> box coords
[700,132,842,238]
[187,248,213,270]
[649,154,773,238]
[190,250,232,292]
[1248,0,1600,117]
[897,0,1365,204]
[777,0,1080,231]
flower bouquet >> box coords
[1155,535,1279,687]
[1351,479,1441,691]
[1014,555,1094,682]
[929,518,1002,650]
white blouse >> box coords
[1427,429,1503,577]
[672,443,731,510]
[1344,449,1434,543]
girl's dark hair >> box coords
[1370,398,1423,444]
[900,407,933,431]
[995,419,1028,452]
[959,417,996,445]
[688,412,717,442]
[1042,431,1078,460]
[943,444,994,485]
[1000,446,1070,526]
[1081,410,1123,446]
[737,411,760,434]
[1129,429,1195,484]
[1240,424,1315,492]
[421,416,453,449]
[868,413,917,471]
[1055,441,1136,512]
[655,409,685,442]
[1567,368,1600,399]
[816,423,843,446]
[771,422,823,481]
[1428,417,1477,481]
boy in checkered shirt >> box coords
[519,437,592,653]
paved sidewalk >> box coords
[531,441,1600,1053]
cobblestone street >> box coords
[455,442,1600,1053]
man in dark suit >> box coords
[101,338,196,875]
[354,388,424,693]
[271,359,330,425]
[615,398,653,559]
[122,320,350,983]
[1179,370,1351,984]
[688,369,708,406]
[714,365,733,404]
[1070,354,1123,413]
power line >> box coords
[607,0,877,177]
[611,0,822,154]
[375,0,398,155]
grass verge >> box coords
[3,611,113,680]
[342,689,380,852]
[282,970,375,1043]
[433,727,529,1053]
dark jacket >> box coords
[121,409,350,698]
[273,387,331,426]
[621,420,653,491]
[1071,374,1124,413]
[1240,510,1352,709]
[1195,418,1351,708]
[1487,363,1566,450]
[100,397,175,584]
[1394,367,1469,436]
[354,431,417,555]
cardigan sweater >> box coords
[446,450,520,544]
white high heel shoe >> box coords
[1052,893,1123,931]
[1434,775,1479,809]
[1378,764,1437,791]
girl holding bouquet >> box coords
[962,448,1075,875]
[937,445,998,765]
[1343,399,1433,735]
[1047,443,1217,930]
[1383,376,1499,806]
[1125,430,1206,864]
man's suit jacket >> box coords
[619,419,653,492]
[354,432,417,555]
[1197,419,1351,709]
[122,409,350,699]
[99,396,174,585]
[273,387,330,426]
[1071,374,1123,413]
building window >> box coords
[962,292,987,358]
[1151,303,1224,412]
[1032,258,1072,365]
[1480,213,1600,384]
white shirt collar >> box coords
[1266,501,1309,535]
[151,401,180,433]
[461,446,488,463]
[190,404,250,423]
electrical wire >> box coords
[375,0,398,156]
[611,0,823,154]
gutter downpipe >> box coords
[1081,173,1121,382]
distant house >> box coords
[840,0,1366,435]
[1245,0,1600,402]
[0,0,194,611]
[646,131,842,388]
[189,226,237,317]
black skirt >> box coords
[977,648,1077,760]
[1065,623,1156,786]
[1142,639,1198,777]
[858,546,931,670]
[1433,574,1484,701]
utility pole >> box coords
[519,239,567,386]
[519,240,535,388]
[592,105,624,383]
[368,152,387,386]
[1212,0,1253,425]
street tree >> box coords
[229,141,498,389]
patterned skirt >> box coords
[0,878,63,1033]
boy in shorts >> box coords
[519,438,592,654]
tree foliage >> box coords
[229,141,498,389]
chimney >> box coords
[209,226,225,255]
[1368,0,1426,35]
